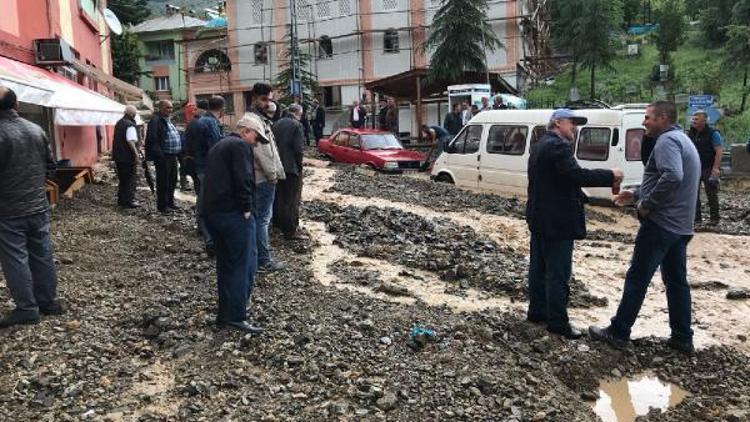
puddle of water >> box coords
[591,373,689,422]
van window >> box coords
[448,125,482,154]
[625,128,644,161]
[529,125,547,151]
[576,127,610,161]
[487,125,528,155]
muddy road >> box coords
[0,159,748,421]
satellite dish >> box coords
[103,8,123,35]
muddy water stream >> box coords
[302,165,750,352]
[590,373,689,422]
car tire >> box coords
[435,173,454,184]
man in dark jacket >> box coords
[526,108,622,339]
[688,110,723,224]
[640,134,657,166]
[200,113,268,334]
[183,99,209,194]
[145,100,182,213]
[443,103,462,136]
[112,105,141,209]
[272,104,306,240]
[0,87,62,327]
[311,98,325,145]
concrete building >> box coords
[0,0,147,167]
[132,9,207,103]
[222,0,523,137]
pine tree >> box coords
[108,0,151,26]
[725,0,750,112]
[576,0,623,99]
[423,0,503,83]
[272,31,319,108]
[653,0,686,64]
[111,29,150,84]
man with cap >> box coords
[0,86,61,327]
[526,108,623,339]
[112,105,142,209]
[590,101,701,354]
[687,110,722,225]
[200,113,269,334]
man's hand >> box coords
[637,202,651,218]
[613,189,635,207]
[244,211,252,220]
[711,167,720,178]
[612,168,624,186]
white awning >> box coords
[0,56,127,126]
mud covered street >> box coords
[0,161,749,421]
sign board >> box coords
[686,95,720,125]
[688,95,714,108]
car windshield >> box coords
[362,134,403,150]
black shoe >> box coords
[221,321,263,335]
[258,260,287,273]
[205,244,216,258]
[167,205,181,211]
[39,301,65,316]
[122,203,141,209]
[0,309,41,328]
[666,337,695,355]
[158,208,172,215]
[547,325,584,339]
[589,326,628,350]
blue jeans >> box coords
[610,219,693,342]
[205,211,257,324]
[0,212,58,312]
[254,182,276,267]
[195,173,213,248]
[527,232,574,331]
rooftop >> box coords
[131,14,207,34]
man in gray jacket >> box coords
[590,101,701,354]
[0,87,61,327]
[272,104,306,240]
[248,83,287,272]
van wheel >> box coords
[435,173,454,184]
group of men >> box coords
[443,96,508,136]
[111,83,306,333]
[526,102,702,354]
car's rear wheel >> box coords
[435,173,454,184]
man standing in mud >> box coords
[145,100,182,214]
[273,104,307,241]
[0,86,62,327]
[526,109,623,339]
[112,105,141,209]
[590,101,700,354]
[200,114,268,334]
[688,110,722,225]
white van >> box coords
[430,108,648,201]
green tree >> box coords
[108,0,151,26]
[550,0,583,96]
[725,0,750,112]
[698,0,739,47]
[423,0,503,83]
[623,0,641,26]
[576,0,623,99]
[111,29,150,84]
[653,0,686,63]
[272,31,319,108]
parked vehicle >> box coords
[430,108,647,201]
[318,128,425,172]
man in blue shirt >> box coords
[687,110,723,225]
[590,101,701,354]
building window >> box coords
[322,86,342,108]
[145,40,175,61]
[254,43,269,64]
[155,76,170,91]
[78,0,99,25]
[317,0,332,18]
[196,93,235,114]
[194,49,231,73]
[339,0,351,15]
[296,0,310,21]
[382,0,397,11]
[384,29,399,53]
[251,0,263,24]
[318,36,333,59]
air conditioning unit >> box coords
[34,38,75,65]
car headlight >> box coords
[383,161,399,170]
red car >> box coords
[318,128,425,172]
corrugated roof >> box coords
[131,14,207,33]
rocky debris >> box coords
[726,287,749,300]
[304,200,607,307]
[0,166,748,421]
[374,281,412,297]
[690,280,730,290]
[693,192,750,236]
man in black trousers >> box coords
[272,104,306,240]
[526,109,622,339]
[112,105,141,209]
[311,98,325,145]
[145,100,182,214]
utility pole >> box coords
[289,0,299,99]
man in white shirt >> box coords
[112,106,141,208]
[461,101,473,125]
